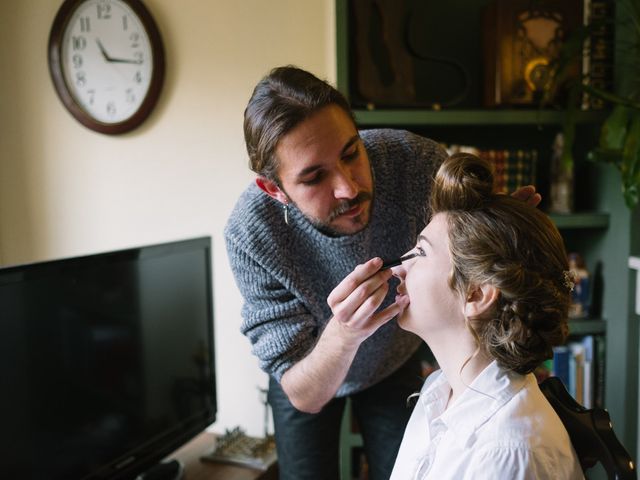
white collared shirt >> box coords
[391,361,584,480]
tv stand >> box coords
[135,459,184,480]
[166,432,278,480]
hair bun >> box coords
[430,152,495,212]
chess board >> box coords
[201,427,277,471]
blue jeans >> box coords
[268,350,423,480]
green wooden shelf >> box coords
[568,319,607,335]
[548,212,610,229]
[353,108,607,127]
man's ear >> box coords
[256,177,288,204]
[463,283,500,319]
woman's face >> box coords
[392,213,465,338]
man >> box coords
[224,65,539,479]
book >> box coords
[581,335,595,408]
[582,0,616,110]
[446,145,538,194]
[568,341,585,404]
[551,336,597,407]
[552,345,571,391]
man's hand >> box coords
[511,185,541,207]
[281,257,403,413]
[326,257,402,344]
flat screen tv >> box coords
[0,237,216,479]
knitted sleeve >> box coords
[224,196,319,381]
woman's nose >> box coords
[390,263,405,279]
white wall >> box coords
[0,0,335,437]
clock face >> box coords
[49,0,164,134]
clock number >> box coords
[76,71,86,87]
[130,32,140,48]
[72,36,86,51]
[126,88,136,103]
[134,51,144,64]
[134,71,142,84]
[97,3,112,20]
[72,54,83,68]
[80,17,91,33]
[106,101,116,117]
[87,89,96,105]
[122,15,128,31]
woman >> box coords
[389,153,584,479]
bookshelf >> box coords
[336,0,639,478]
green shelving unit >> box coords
[550,213,610,230]
[569,319,607,336]
[353,108,607,127]
[336,0,639,478]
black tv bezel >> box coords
[0,236,217,480]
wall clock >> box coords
[48,0,165,134]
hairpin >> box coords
[563,270,576,292]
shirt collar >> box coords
[420,361,528,448]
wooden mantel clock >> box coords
[48,0,165,134]
[483,0,581,107]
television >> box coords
[0,237,216,479]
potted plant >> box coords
[549,0,640,209]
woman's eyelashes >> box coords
[415,245,426,257]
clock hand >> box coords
[95,38,113,61]
[108,57,143,65]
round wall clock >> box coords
[48,0,165,134]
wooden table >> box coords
[168,432,278,480]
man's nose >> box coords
[333,168,358,199]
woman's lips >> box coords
[395,288,410,307]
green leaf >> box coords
[588,147,624,167]
[622,111,640,176]
[583,84,640,110]
[623,182,639,209]
[620,111,640,208]
[601,105,632,150]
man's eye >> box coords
[343,148,359,163]
[416,246,427,257]
[301,173,324,185]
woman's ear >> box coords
[464,284,500,318]
[256,177,289,204]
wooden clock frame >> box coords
[47,0,165,135]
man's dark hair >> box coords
[243,65,355,181]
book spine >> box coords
[582,0,616,110]
[594,334,606,408]
[552,346,571,391]
[581,335,595,408]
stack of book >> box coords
[539,335,605,408]
[447,144,538,194]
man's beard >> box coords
[305,191,374,237]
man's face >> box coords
[273,104,374,236]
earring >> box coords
[283,203,289,225]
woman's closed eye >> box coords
[381,246,426,270]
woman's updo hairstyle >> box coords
[431,152,571,374]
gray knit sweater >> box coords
[224,129,446,396]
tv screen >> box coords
[0,237,216,479]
